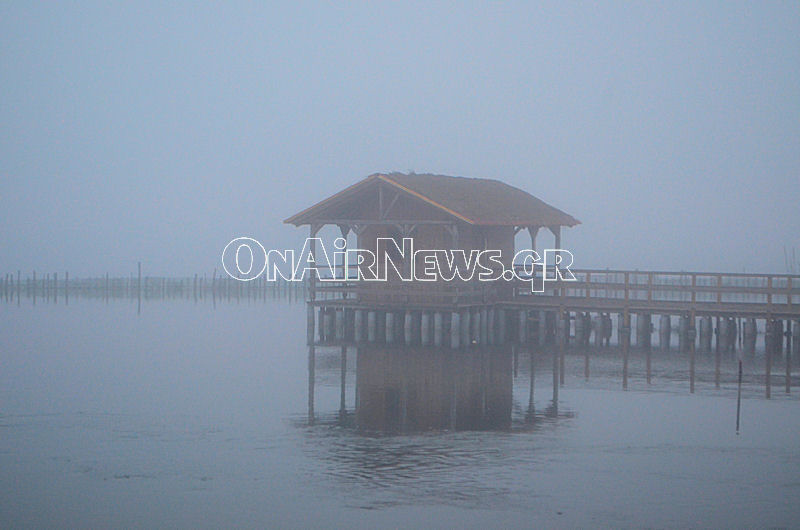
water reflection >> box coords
[307,340,572,435]
[355,345,512,433]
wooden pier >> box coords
[284,171,800,417]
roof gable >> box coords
[284,172,580,227]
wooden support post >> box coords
[137,262,142,315]
[368,311,377,343]
[559,312,566,385]
[622,309,630,390]
[386,312,395,344]
[715,327,721,390]
[308,345,316,424]
[766,318,772,399]
[554,308,562,402]
[306,304,315,345]
[354,310,364,343]
[528,349,535,415]
[420,312,431,346]
[339,345,347,416]
[786,321,791,394]
[689,311,696,394]
[404,311,413,345]
[450,311,461,349]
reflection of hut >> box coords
[285,173,579,304]
[355,345,513,433]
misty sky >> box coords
[1,2,798,276]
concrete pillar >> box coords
[335,308,345,340]
[367,311,376,342]
[471,309,481,345]
[450,311,461,349]
[718,317,730,353]
[744,318,757,355]
[480,307,489,345]
[519,310,528,344]
[420,312,431,346]
[659,314,671,350]
[461,310,471,347]
[699,316,712,352]
[593,314,603,348]
[602,314,613,347]
[636,313,651,348]
[323,308,334,342]
[487,308,496,345]
[404,311,413,345]
[385,312,395,344]
[434,312,443,347]
[678,314,690,353]
[354,310,364,343]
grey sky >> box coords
[1,2,798,276]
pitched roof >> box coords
[284,172,580,227]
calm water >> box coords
[1,298,799,528]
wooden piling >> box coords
[766,319,772,399]
[689,312,696,394]
[335,308,345,340]
[137,262,142,315]
[433,312,443,347]
[306,304,315,345]
[420,312,431,346]
[622,310,630,390]
[367,311,377,342]
[553,310,561,403]
[308,345,316,424]
[450,311,460,349]
[384,312,394,344]
[354,310,364,343]
[528,349,535,412]
[339,345,347,415]
[460,310,470,347]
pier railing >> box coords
[509,269,800,318]
[310,266,800,318]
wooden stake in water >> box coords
[137,262,142,315]
[736,359,743,434]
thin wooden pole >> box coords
[528,350,535,413]
[622,311,630,390]
[736,359,743,434]
[137,262,142,315]
[766,319,772,399]
[339,345,347,417]
[308,345,316,425]
[689,311,696,394]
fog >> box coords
[2,2,798,275]
[2,3,800,528]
